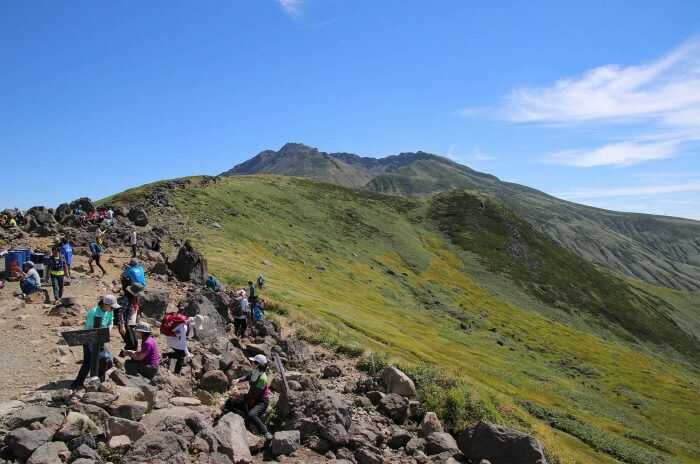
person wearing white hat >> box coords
[71,295,119,391]
[124,322,161,379]
[229,354,272,439]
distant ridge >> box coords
[222,143,700,291]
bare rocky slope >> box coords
[222,143,700,291]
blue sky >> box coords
[1,1,699,220]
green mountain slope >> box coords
[222,143,700,292]
[108,175,700,464]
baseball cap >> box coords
[102,294,121,308]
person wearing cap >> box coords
[116,284,143,352]
[19,261,47,300]
[124,322,161,379]
[230,354,272,439]
[71,295,118,391]
[48,246,68,302]
[121,258,146,294]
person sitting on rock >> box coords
[121,258,146,293]
[71,294,118,391]
[124,322,160,379]
[88,241,106,276]
[19,261,47,301]
[231,354,272,440]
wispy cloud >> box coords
[277,0,303,17]
[495,38,700,167]
[446,145,497,163]
[558,181,700,200]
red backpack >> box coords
[160,313,188,336]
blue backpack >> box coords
[252,304,264,322]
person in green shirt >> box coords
[71,295,119,391]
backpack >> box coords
[252,304,264,322]
[231,299,243,318]
[160,313,188,337]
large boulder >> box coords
[55,203,73,224]
[214,413,253,463]
[26,441,69,464]
[140,289,171,319]
[380,365,416,398]
[169,241,208,284]
[125,431,188,464]
[270,430,300,457]
[457,421,548,464]
[202,288,232,322]
[378,393,409,424]
[69,197,96,214]
[425,432,460,456]
[200,370,230,393]
[4,405,64,431]
[4,428,52,461]
[54,412,100,442]
[128,207,149,226]
[278,390,352,449]
[24,207,57,235]
[183,293,226,343]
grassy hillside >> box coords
[222,143,700,291]
[110,176,700,464]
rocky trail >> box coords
[0,193,549,464]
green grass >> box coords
[108,175,700,463]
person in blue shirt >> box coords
[60,238,74,279]
[121,258,146,293]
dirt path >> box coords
[0,241,179,402]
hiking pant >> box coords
[50,275,64,301]
[125,360,158,379]
[234,318,247,337]
[167,349,186,374]
[89,254,105,275]
[122,325,138,351]
[72,345,110,389]
[246,402,269,436]
[20,280,39,295]
[131,244,137,258]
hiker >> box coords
[206,275,221,292]
[48,246,68,302]
[71,295,118,390]
[60,238,73,279]
[257,274,264,289]
[121,258,146,293]
[8,217,17,228]
[251,296,265,323]
[88,241,106,276]
[19,262,47,301]
[232,291,249,337]
[247,280,256,300]
[130,230,138,258]
[230,354,272,439]
[116,284,142,352]
[162,308,191,375]
[124,322,160,379]
[95,226,105,247]
[105,208,114,226]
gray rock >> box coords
[26,441,69,464]
[380,365,416,398]
[5,428,52,461]
[71,402,111,429]
[387,428,412,449]
[128,208,149,226]
[354,444,383,464]
[140,289,171,319]
[106,416,147,441]
[405,437,425,455]
[183,293,226,343]
[322,364,343,378]
[200,370,230,393]
[108,434,132,452]
[169,241,208,284]
[421,412,444,437]
[457,421,548,464]
[214,413,252,463]
[425,432,460,456]
[4,405,62,430]
[70,444,100,462]
[125,431,188,464]
[270,430,301,456]
[81,392,118,410]
[108,400,148,421]
[378,393,409,424]
[54,412,100,442]
[365,391,384,406]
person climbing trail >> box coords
[161,306,191,375]
[232,290,249,337]
[71,295,118,391]
[117,284,142,352]
[229,354,272,440]
[60,238,73,279]
[88,241,106,276]
[121,258,146,293]
[48,246,68,302]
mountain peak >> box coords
[279,142,319,155]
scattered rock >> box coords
[322,365,343,378]
[458,421,548,464]
[425,432,460,456]
[214,413,253,463]
[200,370,230,393]
[5,428,52,461]
[380,365,416,398]
[106,416,147,441]
[421,411,444,437]
[108,434,132,452]
[26,441,69,464]
[377,393,409,424]
[54,411,100,442]
[271,430,301,456]
[109,400,148,422]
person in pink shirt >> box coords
[124,322,160,379]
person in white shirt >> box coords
[164,308,191,374]
[130,230,138,258]
[232,290,250,337]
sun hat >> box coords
[102,294,122,308]
[249,354,268,366]
[133,322,152,333]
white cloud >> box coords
[558,181,700,200]
[446,145,496,163]
[277,0,303,16]
[495,38,700,167]
[545,139,681,167]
